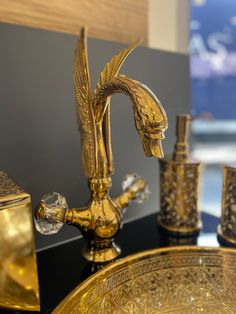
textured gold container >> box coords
[158,115,202,234]
[0,171,40,311]
[53,246,236,313]
[218,165,236,245]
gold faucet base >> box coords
[82,241,121,263]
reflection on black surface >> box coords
[80,261,111,278]
[158,227,199,247]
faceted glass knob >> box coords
[34,192,68,235]
[122,173,151,204]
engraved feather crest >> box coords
[74,28,97,178]
[94,40,139,99]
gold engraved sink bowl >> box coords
[53,246,236,313]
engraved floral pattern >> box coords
[221,166,236,239]
[159,160,200,231]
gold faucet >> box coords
[35,28,168,263]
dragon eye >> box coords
[151,120,166,129]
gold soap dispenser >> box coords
[157,114,202,235]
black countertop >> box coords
[1,212,230,313]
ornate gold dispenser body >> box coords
[0,171,40,311]
[35,28,168,264]
[158,115,202,235]
[218,165,236,245]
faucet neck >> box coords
[89,177,111,198]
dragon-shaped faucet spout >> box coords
[35,28,168,263]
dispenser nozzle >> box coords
[173,114,191,162]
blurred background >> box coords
[190,0,236,218]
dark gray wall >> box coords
[0,23,191,249]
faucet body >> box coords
[68,178,122,262]
[35,28,168,263]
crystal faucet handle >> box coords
[122,173,151,204]
[34,192,69,235]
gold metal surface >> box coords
[53,246,236,313]
[158,114,202,234]
[35,28,168,263]
[0,171,40,311]
[218,165,236,245]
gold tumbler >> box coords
[218,165,236,246]
[157,115,202,235]
[0,171,40,311]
